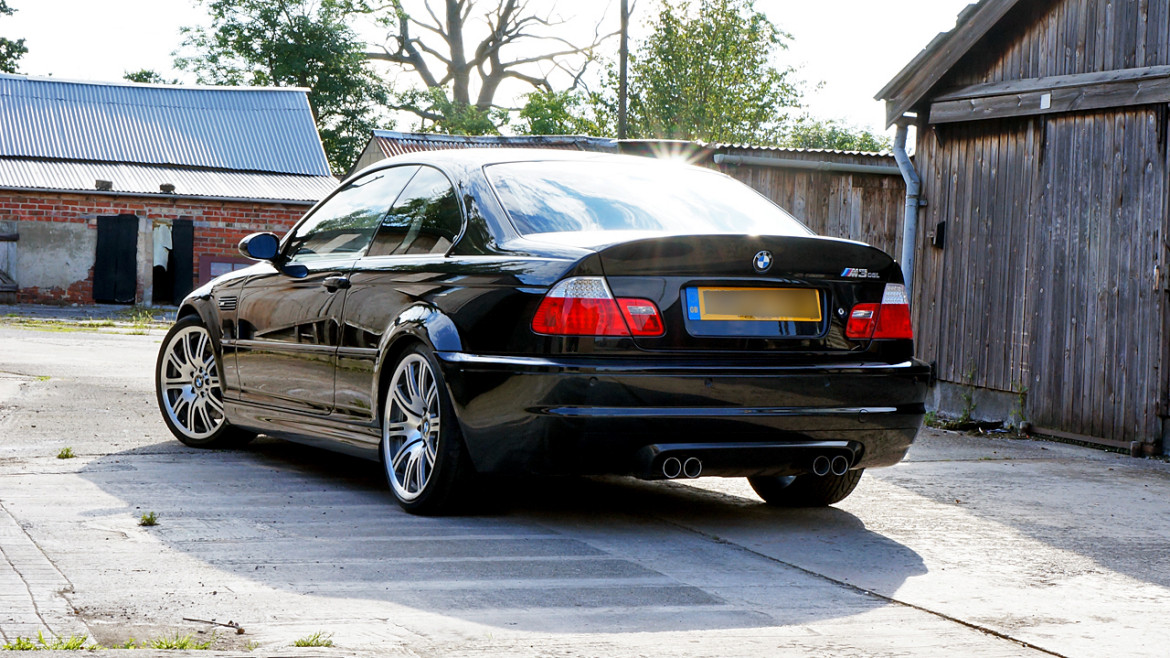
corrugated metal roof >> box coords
[371,130,615,157]
[0,74,331,176]
[0,158,336,204]
[712,143,894,159]
[368,130,893,160]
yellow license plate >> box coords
[692,287,822,322]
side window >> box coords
[366,167,462,257]
[285,166,419,262]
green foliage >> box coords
[618,0,802,144]
[0,0,26,74]
[123,69,179,85]
[293,632,334,647]
[0,630,216,651]
[176,0,391,173]
[56,447,75,460]
[517,90,604,136]
[959,364,977,425]
[784,116,891,153]
[1,636,38,651]
[1,631,95,651]
[139,511,159,527]
[401,88,507,136]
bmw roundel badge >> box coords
[753,250,773,273]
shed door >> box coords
[93,215,138,303]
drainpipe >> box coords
[892,118,921,299]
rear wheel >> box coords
[748,469,864,507]
[380,345,473,515]
[155,315,254,448]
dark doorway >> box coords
[171,219,193,304]
[151,219,194,305]
[93,215,138,303]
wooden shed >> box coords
[878,0,1170,453]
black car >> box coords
[154,148,928,514]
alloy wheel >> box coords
[159,325,226,440]
[383,354,442,502]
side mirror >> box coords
[238,232,280,261]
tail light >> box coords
[845,283,913,340]
[532,277,665,337]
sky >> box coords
[3,0,974,136]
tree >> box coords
[176,0,391,173]
[363,1,614,134]
[516,89,603,136]
[123,69,180,85]
[784,116,891,153]
[619,0,801,144]
[0,0,26,74]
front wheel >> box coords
[748,469,864,507]
[380,345,473,515]
[155,315,253,448]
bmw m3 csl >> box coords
[154,149,929,514]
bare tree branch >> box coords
[368,0,618,125]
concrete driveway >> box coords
[0,323,1167,657]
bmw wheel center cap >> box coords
[753,250,773,273]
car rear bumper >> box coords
[436,353,930,478]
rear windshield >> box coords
[485,160,813,238]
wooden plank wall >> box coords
[945,0,1170,88]
[712,156,906,258]
[915,106,1167,443]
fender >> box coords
[176,298,222,344]
[369,303,464,408]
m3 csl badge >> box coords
[753,250,773,273]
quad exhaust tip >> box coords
[662,456,703,479]
[812,454,852,477]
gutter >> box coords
[0,185,318,207]
[713,153,900,176]
[892,119,922,298]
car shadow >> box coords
[77,437,928,634]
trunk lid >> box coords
[596,234,900,354]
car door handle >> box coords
[322,276,351,292]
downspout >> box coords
[892,118,921,298]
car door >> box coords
[334,166,466,421]
[234,166,419,414]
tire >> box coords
[748,469,864,507]
[155,315,254,448]
[380,344,473,515]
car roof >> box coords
[360,147,702,175]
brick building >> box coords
[0,74,337,305]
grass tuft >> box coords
[293,632,334,647]
[1,630,215,651]
[138,511,159,527]
[56,447,75,460]
[1,631,97,650]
